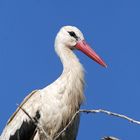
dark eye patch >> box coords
[68,31,79,40]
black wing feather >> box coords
[9,110,40,140]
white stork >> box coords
[0,26,107,140]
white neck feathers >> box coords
[55,43,85,110]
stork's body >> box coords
[0,26,106,140]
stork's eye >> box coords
[68,31,76,37]
[68,31,78,40]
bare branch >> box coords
[17,105,140,140]
[79,109,140,125]
[55,109,140,139]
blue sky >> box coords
[0,0,140,139]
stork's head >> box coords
[55,26,107,67]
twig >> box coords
[17,104,52,140]
[55,109,140,139]
[79,109,140,125]
[102,136,120,140]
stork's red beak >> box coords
[75,40,107,67]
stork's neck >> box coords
[55,43,85,110]
[55,43,84,74]
[55,43,80,70]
